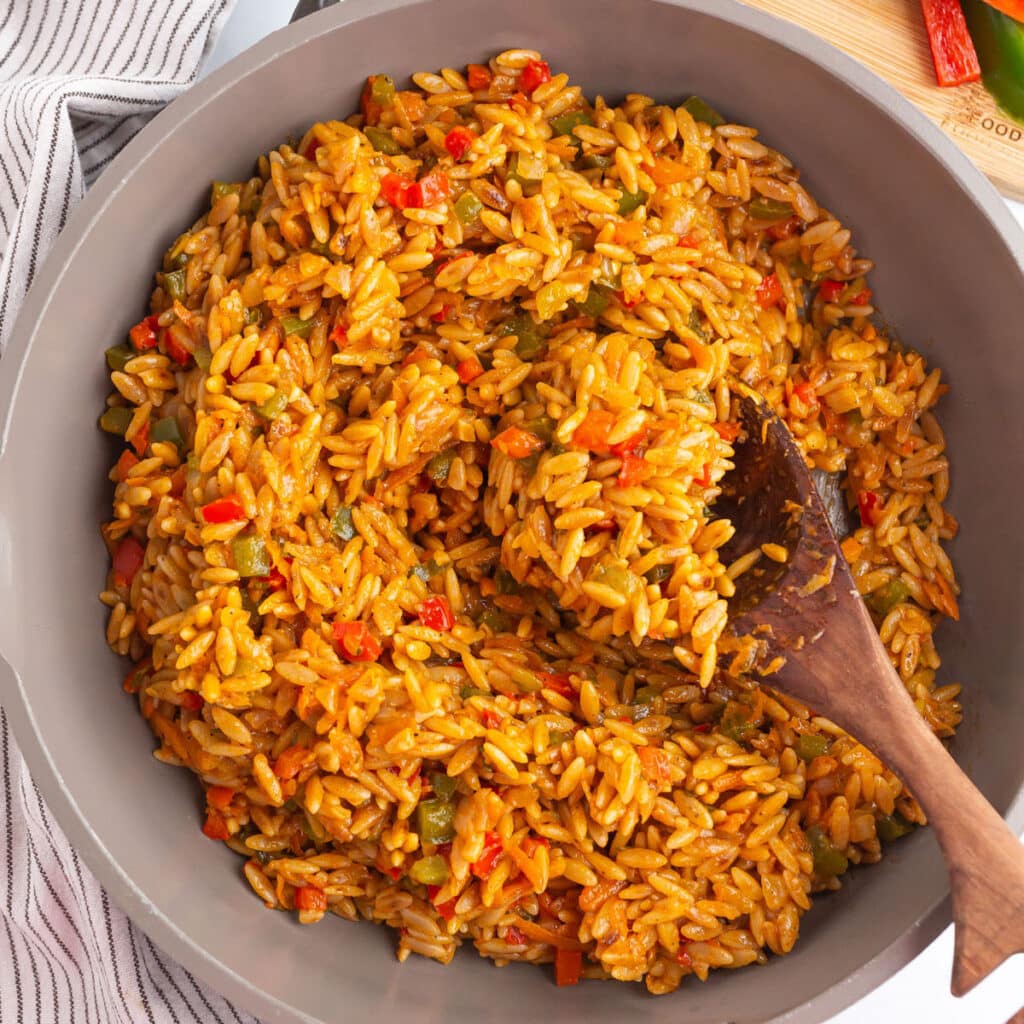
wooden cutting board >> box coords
[740,0,1024,199]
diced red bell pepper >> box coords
[792,380,819,411]
[381,170,451,210]
[116,449,139,481]
[329,323,348,346]
[519,60,551,94]
[263,567,288,592]
[201,810,230,841]
[128,315,160,351]
[572,409,617,454]
[181,691,204,712]
[207,786,234,811]
[470,831,504,879]
[416,169,451,207]
[384,866,402,880]
[431,305,451,323]
[858,489,882,527]
[456,358,484,383]
[273,745,309,781]
[466,64,492,91]
[360,78,383,125]
[768,216,801,241]
[418,595,454,631]
[676,945,693,967]
[130,420,149,457]
[481,708,502,730]
[522,835,550,856]
[617,451,647,488]
[713,421,740,442]
[756,273,783,309]
[535,671,573,698]
[200,495,247,523]
[381,173,418,210]
[637,745,672,784]
[920,0,981,87]
[609,426,648,458]
[554,948,582,986]
[444,126,476,162]
[851,288,873,306]
[164,330,192,367]
[112,535,145,586]
[426,886,458,921]
[818,279,844,303]
[506,925,527,946]
[332,620,383,662]
[491,426,545,459]
[294,885,327,912]
[696,462,713,487]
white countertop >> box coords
[205,4,1023,1021]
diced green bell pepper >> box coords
[431,772,457,801]
[409,558,443,582]
[427,449,455,484]
[549,110,593,144]
[280,315,314,339]
[331,505,357,542]
[409,855,449,886]
[681,96,725,127]
[644,564,672,585]
[575,285,611,318]
[875,812,914,843]
[749,196,793,221]
[105,344,135,372]
[415,799,456,843]
[210,181,240,204]
[371,74,396,107]
[162,268,187,304]
[720,700,757,743]
[868,578,910,617]
[100,406,133,436]
[365,126,401,155]
[454,191,484,224]
[194,346,212,372]
[231,534,271,577]
[618,188,648,216]
[795,733,831,762]
[151,416,184,448]
[255,389,289,420]
[806,824,849,877]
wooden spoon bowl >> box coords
[721,394,1024,997]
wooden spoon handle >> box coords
[779,601,1024,995]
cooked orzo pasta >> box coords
[99,50,963,992]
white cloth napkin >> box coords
[0,2,260,1021]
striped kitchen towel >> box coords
[0,3,260,1021]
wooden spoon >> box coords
[719,394,1024,996]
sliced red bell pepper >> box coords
[112,535,145,586]
[920,0,982,86]
[332,620,382,662]
[273,745,309,781]
[418,595,454,631]
[164,330,193,366]
[696,462,713,487]
[130,419,149,457]
[416,169,451,207]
